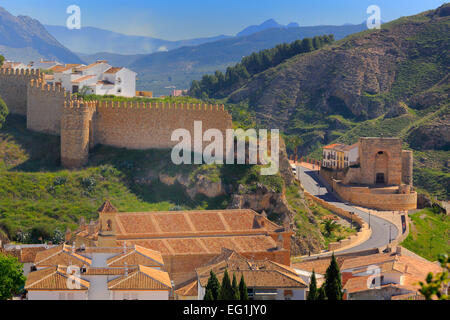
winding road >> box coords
[296,165,399,257]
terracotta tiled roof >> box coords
[196,249,306,289]
[98,200,118,213]
[108,265,172,290]
[292,257,346,275]
[341,253,398,271]
[48,65,72,73]
[25,266,89,291]
[104,67,123,74]
[107,245,164,267]
[175,279,198,297]
[75,62,103,71]
[72,75,96,83]
[34,244,91,267]
[20,247,48,263]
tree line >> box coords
[189,34,335,99]
[204,269,249,300]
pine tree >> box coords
[231,273,240,300]
[324,253,343,300]
[205,270,221,300]
[307,270,318,300]
[204,288,214,300]
[239,275,249,300]
[218,269,233,300]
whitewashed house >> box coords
[25,244,172,300]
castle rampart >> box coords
[0,70,234,168]
[0,68,42,116]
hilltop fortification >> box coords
[0,68,233,168]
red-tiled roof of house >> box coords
[107,265,172,290]
[25,266,90,291]
[107,245,164,267]
[34,244,92,267]
[72,75,96,83]
[104,67,123,74]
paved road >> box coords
[296,165,398,258]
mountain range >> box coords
[210,4,449,199]
[0,6,82,64]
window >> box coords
[376,173,385,184]
[117,88,122,94]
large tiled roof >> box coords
[25,266,90,291]
[119,234,277,256]
[107,245,164,267]
[175,279,198,297]
[196,249,306,289]
[34,244,91,267]
[108,265,172,290]
[111,209,279,237]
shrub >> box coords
[0,96,8,129]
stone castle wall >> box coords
[0,68,42,116]
[92,101,232,150]
[27,79,70,135]
[0,70,233,168]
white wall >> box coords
[114,68,136,97]
[110,290,169,300]
[28,290,88,300]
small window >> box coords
[117,88,122,94]
[378,151,384,155]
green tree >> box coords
[0,96,8,130]
[324,253,343,300]
[318,284,327,300]
[0,55,4,67]
[419,254,449,300]
[238,275,249,300]
[205,270,221,300]
[218,269,233,300]
[324,219,338,236]
[231,273,240,300]
[307,270,318,300]
[0,253,26,300]
[204,288,214,300]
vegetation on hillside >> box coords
[401,207,449,261]
[190,35,335,99]
[0,96,8,130]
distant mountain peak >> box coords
[236,18,300,37]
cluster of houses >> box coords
[2,59,137,97]
[0,201,442,300]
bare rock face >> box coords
[407,114,450,150]
[158,172,224,199]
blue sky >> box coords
[2,0,447,40]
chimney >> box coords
[79,217,86,229]
[276,234,284,251]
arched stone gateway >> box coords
[374,150,389,184]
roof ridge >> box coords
[26,267,58,288]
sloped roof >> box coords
[107,245,164,267]
[25,266,90,291]
[108,265,172,290]
[104,67,123,74]
[34,244,91,267]
[175,280,198,297]
[98,200,118,214]
[72,75,96,83]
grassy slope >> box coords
[401,208,450,261]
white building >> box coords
[322,143,359,169]
[25,244,172,300]
[46,60,136,97]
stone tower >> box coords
[61,100,94,168]
[97,200,118,247]
[401,150,413,186]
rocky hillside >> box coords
[220,4,449,199]
[0,6,82,63]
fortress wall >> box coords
[61,101,96,168]
[27,80,69,135]
[402,150,413,186]
[332,181,417,211]
[92,102,233,150]
[359,138,403,185]
[0,68,42,115]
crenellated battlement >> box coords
[0,67,42,77]
[96,100,226,112]
[29,79,68,97]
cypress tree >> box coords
[318,284,327,300]
[218,269,233,300]
[231,273,240,300]
[204,288,214,300]
[307,270,318,300]
[239,275,249,300]
[324,253,343,300]
[205,270,221,300]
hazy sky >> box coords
[2,0,446,40]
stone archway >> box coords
[374,151,388,184]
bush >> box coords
[0,96,9,129]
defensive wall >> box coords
[0,68,233,168]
